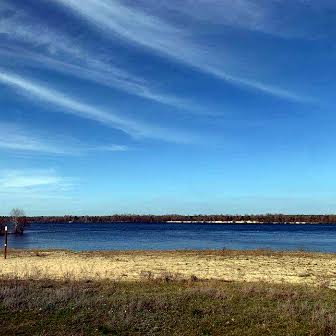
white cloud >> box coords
[0,2,195,111]
[0,122,130,155]
[0,173,60,189]
[0,169,71,191]
[92,144,129,152]
[52,0,306,101]
[139,0,336,39]
[0,71,196,143]
[0,122,71,155]
[0,169,79,215]
[152,0,272,35]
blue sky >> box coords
[1,0,336,215]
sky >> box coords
[1,0,336,215]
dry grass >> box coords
[1,249,336,288]
[1,279,336,335]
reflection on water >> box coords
[7,223,336,252]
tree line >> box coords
[2,214,336,225]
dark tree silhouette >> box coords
[21,214,336,224]
[10,208,27,234]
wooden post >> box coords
[4,226,8,259]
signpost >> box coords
[4,226,7,259]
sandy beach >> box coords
[1,249,336,287]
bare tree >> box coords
[10,208,27,234]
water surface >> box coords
[7,222,336,252]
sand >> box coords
[1,249,336,287]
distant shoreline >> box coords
[1,214,335,225]
[27,220,336,225]
[165,220,311,224]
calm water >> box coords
[6,222,336,252]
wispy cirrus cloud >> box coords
[0,70,196,143]
[0,122,129,155]
[0,1,195,111]
[0,169,73,193]
[92,144,129,152]
[0,170,61,189]
[52,0,307,102]
[140,0,336,39]
[0,122,75,155]
[0,169,80,215]
[167,0,266,32]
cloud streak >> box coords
[0,171,60,189]
[52,0,306,101]
[138,0,336,39]
[0,70,195,143]
[0,122,129,155]
[0,169,73,193]
[0,2,195,111]
[0,169,80,216]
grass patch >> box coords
[0,279,336,335]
